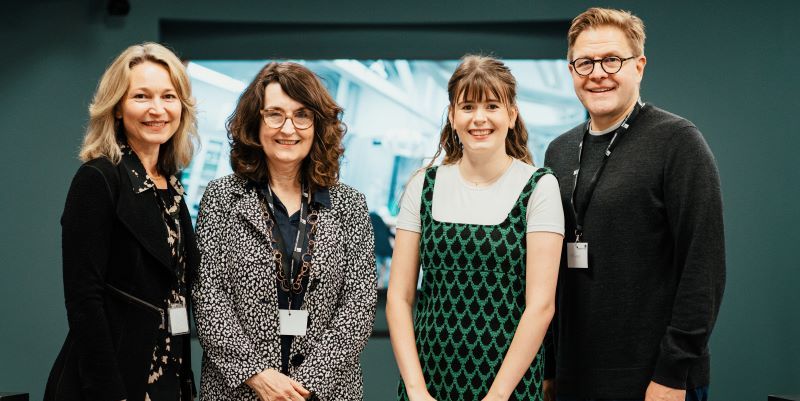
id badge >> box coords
[279,309,309,336]
[567,242,589,269]
[168,303,190,335]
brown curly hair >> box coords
[428,55,533,167]
[228,62,345,192]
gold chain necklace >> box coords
[259,198,320,293]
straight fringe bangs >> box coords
[428,55,533,168]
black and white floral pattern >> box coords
[121,145,190,401]
[192,174,377,401]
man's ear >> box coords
[635,55,647,79]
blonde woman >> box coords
[44,42,199,401]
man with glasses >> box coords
[543,7,725,401]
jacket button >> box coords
[291,354,305,367]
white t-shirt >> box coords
[396,159,565,235]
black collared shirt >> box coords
[260,185,331,374]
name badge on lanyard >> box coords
[168,302,190,335]
[279,309,309,336]
[569,100,644,270]
[261,182,313,337]
[567,241,589,269]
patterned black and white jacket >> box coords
[192,174,377,400]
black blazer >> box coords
[44,155,198,401]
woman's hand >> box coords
[542,379,555,401]
[480,389,511,401]
[407,389,437,401]
[644,381,685,401]
[245,369,310,401]
[482,232,561,399]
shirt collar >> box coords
[247,179,331,210]
[120,145,184,196]
[312,187,331,209]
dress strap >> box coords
[513,166,555,219]
[420,166,438,225]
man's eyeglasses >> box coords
[260,109,314,130]
[570,56,636,76]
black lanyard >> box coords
[570,100,644,242]
[260,183,311,292]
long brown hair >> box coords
[428,55,532,167]
[228,62,345,192]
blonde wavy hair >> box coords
[79,42,198,176]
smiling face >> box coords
[449,91,518,157]
[259,82,315,173]
[569,25,646,131]
[119,61,182,154]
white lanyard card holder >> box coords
[567,241,589,269]
[168,302,190,335]
[279,309,309,336]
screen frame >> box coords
[161,20,570,60]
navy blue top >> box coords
[264,187,331,374]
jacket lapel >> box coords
[233,186,272,241]
[115,167,173,270]
[115,149,173,271]
[301,206,337,311]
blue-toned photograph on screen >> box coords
[182,59,586,288]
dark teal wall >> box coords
[1,1,797,400]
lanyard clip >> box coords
[574,229,583,243]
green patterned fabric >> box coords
[398,166,553,401]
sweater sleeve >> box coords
[192,179,270,388]
[61,164,127,401]
[652,126,726,389]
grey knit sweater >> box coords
[544,104,725,398]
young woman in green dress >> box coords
[387,55,564,401]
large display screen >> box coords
[182,59,586,288]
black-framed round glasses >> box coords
[570,56,636,76]
[260,109,314,130]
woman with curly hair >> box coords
[193,62,377,401]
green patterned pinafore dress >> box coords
[398,166,552,401]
